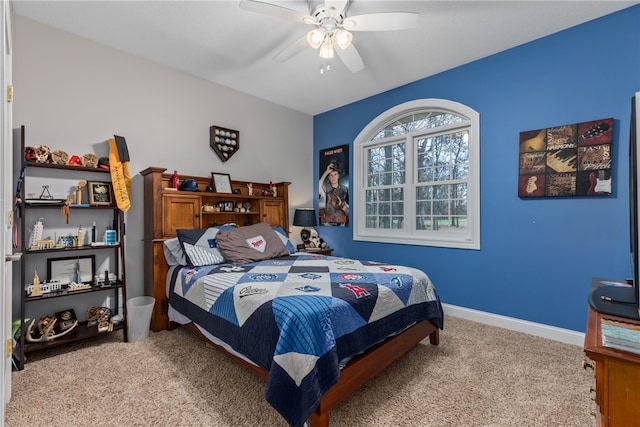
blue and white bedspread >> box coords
[168,254,443,427]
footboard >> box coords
[183,319,438,427]
[309,320,439,427]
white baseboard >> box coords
[442,303,585,347]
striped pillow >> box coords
[176,225,235,266]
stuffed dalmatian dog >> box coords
[305,228,327,249]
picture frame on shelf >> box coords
[47,255,95,285]
[211,172,232,193]
[87,181,114,206]
[217,201,234,212]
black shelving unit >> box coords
[14,125,128,370]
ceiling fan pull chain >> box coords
[320,61,332,75]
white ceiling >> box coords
[11,1,639,116]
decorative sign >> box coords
[87,181,114,206]
[518,118,613,197]
[210,125,239,162]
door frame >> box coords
[1,0,14,416]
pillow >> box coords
[176,225,235,266]
[215,222,289,264]
[272,225,296,254]
[163,237,187,266]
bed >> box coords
[141,168,443,427]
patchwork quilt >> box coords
[168,254,443,427]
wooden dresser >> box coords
[584,286,640,426]
[141,167,290,331]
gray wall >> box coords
[12,16,313,317]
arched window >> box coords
[353,99,480,249]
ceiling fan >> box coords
[239,0,419,73]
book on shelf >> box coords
[601,317,640,354]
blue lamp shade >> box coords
[293,208,317,228]
[293,208,317,243]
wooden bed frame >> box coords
[142,167,441,427]
[182,319,439,427]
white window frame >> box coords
[353,99,480,250]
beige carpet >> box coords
[5,316,595,426]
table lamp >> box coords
[293,208,317,243]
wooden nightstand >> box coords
[584,278,640,426]
[305,248,333,256]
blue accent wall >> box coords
[313,6,640,332]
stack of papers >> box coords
[601,318,640,354]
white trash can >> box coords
[126,296,155,342]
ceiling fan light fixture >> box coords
[334,28,352,49]
[307,28,324,49]
[319,40,334,59]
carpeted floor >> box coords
[5,316,595,426]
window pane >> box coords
[433,185,449,199]
[392,217,403,229]
[365,202,376,216]
[417,131,469,183]
[417,217,432,230]
[433,200,448,215]
[379,217,390,228]
[366,143,405,188]
[416,185,432,200]
[372,111,465,140]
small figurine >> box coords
[32,271,41,297]
[62,196,72,224]
[77,226,84,247]
[247,183,253,196]
[29,218,44,249]
[75,180,86,205]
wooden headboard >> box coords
[140,167,291,331]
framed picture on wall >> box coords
[319,144,350,226]
[518,118,613,197]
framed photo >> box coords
[47,255,95,285]
[87,181,114,206]
[211,172,232,193]
[217,201,234,212]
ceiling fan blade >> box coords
[342,12,419,31]
[239,0,314,24]
[273,35,309,62]
[334,40,364,73]
[324,0,349,18]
